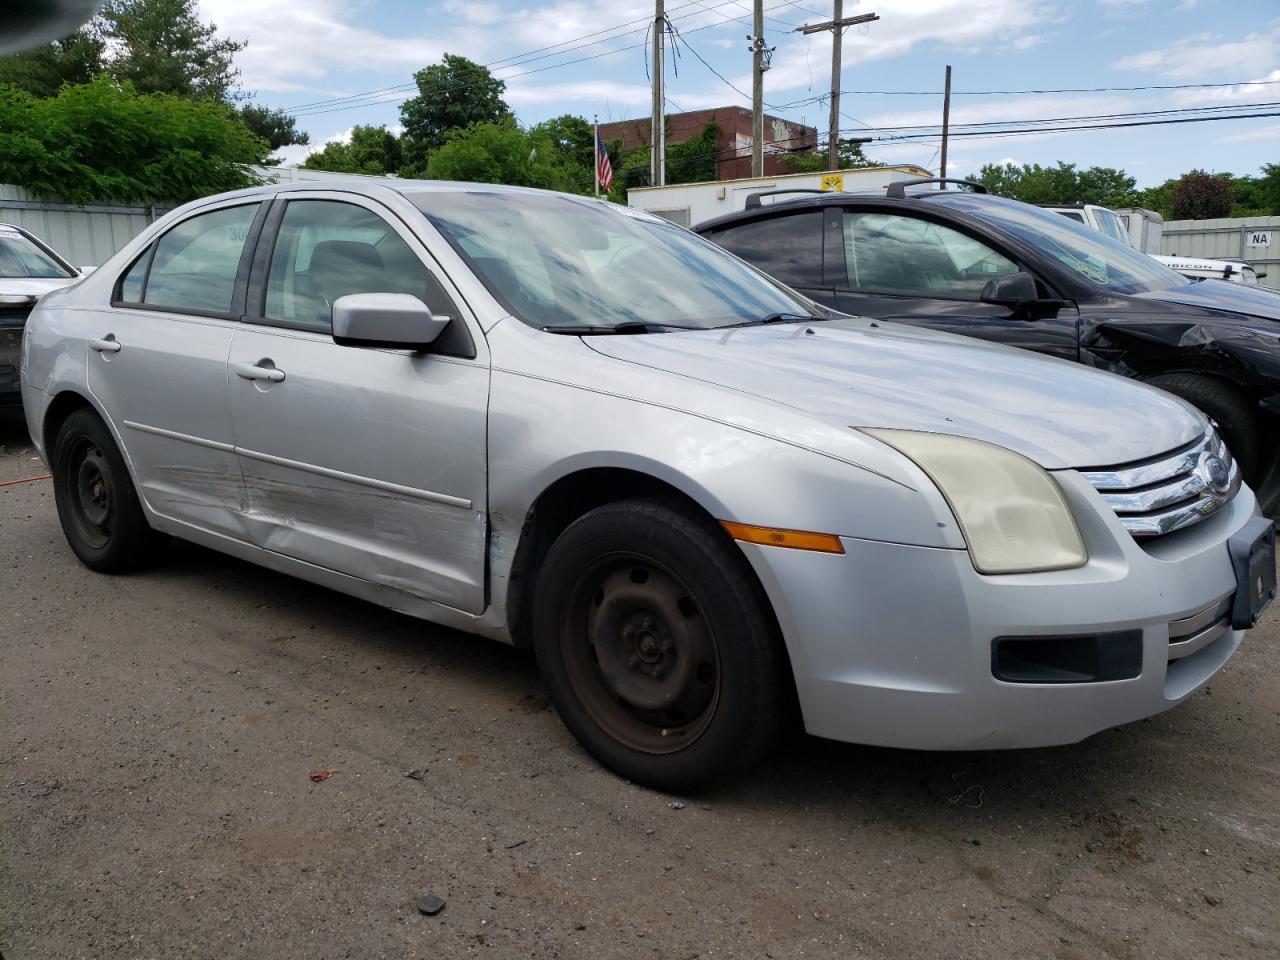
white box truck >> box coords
[627,165,931,229]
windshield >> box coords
[0,227,74,279]
[934,194,1188,295]
[414,191,823,330]
[1092,207,1132,246]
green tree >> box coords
[1137,177,1178,219]
[529,114,596,193]
[400,54,510,166]
[0,30,105,98]
[238,104,308,152]
[100,0,244,101]
[1075,166,1138,207]
[781,138,877,173]
[425,121,575,191]
[302,125,402,175]
[1171,170,1234,220]
[0,78,268,203]
[1253,163,1280,215]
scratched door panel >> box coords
[227,325,489,615]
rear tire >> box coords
[532,498,789,793]
[51,408,166,572]
[1144,373,1261,480]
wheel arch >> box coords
[502,464,789,680]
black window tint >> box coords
[264,200,455,334]
[707,212,824,287]
[144,204,259,314]
[117,248,149,303]
[842,211,1018,300]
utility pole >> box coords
[651,0,665,187]
[750,0,765,177]
[940,64,952,182]
[797,7,879,171]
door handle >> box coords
[234,361,286,383]
[89,336,121,353]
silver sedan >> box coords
[20,180,1275,791]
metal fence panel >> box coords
[1162,215,1280,289]
[0,183,167,267]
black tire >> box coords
[532,497,789,793]
[51,408,165,572]
[1144,373,1262,480]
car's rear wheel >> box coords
[51,408,165,572]
[533,498,789,792]
[1143,373,1261,479]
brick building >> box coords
[597,106,818,182]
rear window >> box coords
[0,227,74,279]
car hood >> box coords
[584,319,1204,470]
[0,276,80,302]
[1132,279,1280,321]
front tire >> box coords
[532,498,789,792]
[51,408,165,572]
[1143,373,1261,478]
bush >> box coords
[1171,171,1235,220]
[0,77,268,203]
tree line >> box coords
[973,161,1280,220]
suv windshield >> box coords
[1092,207,1132,246]
[414,191,823,330]
[933,194,1187,295]
[0,227,74,279]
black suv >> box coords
[696,180,1280,514]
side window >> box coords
[842,211,1018,300]
[144,204,259,314]
[264,200,455,333]
[116,249,150,303]
[706,212,824,288]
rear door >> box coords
[86,199,265,540]
[227,192,490,615]
[829,205,1080,361]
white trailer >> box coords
[627,165,932,229]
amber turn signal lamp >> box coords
[720,521,845,554]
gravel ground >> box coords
[2,407,1278,960]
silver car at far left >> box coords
[20,179,1276,792]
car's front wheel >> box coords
[532,498,789,792]
[51,408,165,572]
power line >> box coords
[866,99,1280,134]
[832,78,1280,97]
[286,0,795,120]
[864,108,1280,143]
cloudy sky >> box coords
[200,0,1280,186]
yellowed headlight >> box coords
[864,429,1087,575]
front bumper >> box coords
[741,470,1264,751]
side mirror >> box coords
[980,271,1040,306]
[331,293,449,351]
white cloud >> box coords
[1014,33,1050,49]
[1113,30,1280,80]
[1219,123,1280,144]
[735,0,1057,95]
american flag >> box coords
[596,131,614,193]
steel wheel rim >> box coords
[558,551,721,755]
[66,438,113,549]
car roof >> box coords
[693,188,987,233]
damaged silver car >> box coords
[20,181,1275,791]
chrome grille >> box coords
[1080,427,1240,538]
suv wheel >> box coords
[532,498,789,792]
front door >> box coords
[86,200,264,540]
[228,195,489,615]
[830,207,1080,361]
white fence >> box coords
[1162,215,1280,290]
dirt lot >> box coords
[2,408,1278,960]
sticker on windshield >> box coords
[1076,255,1109,284]
[0,230,24,240]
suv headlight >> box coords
[864,429,1087,575]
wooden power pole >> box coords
[651,0,665,187]
[940,64,952,182]
[750,0,766,177]
[798,7,878,171]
